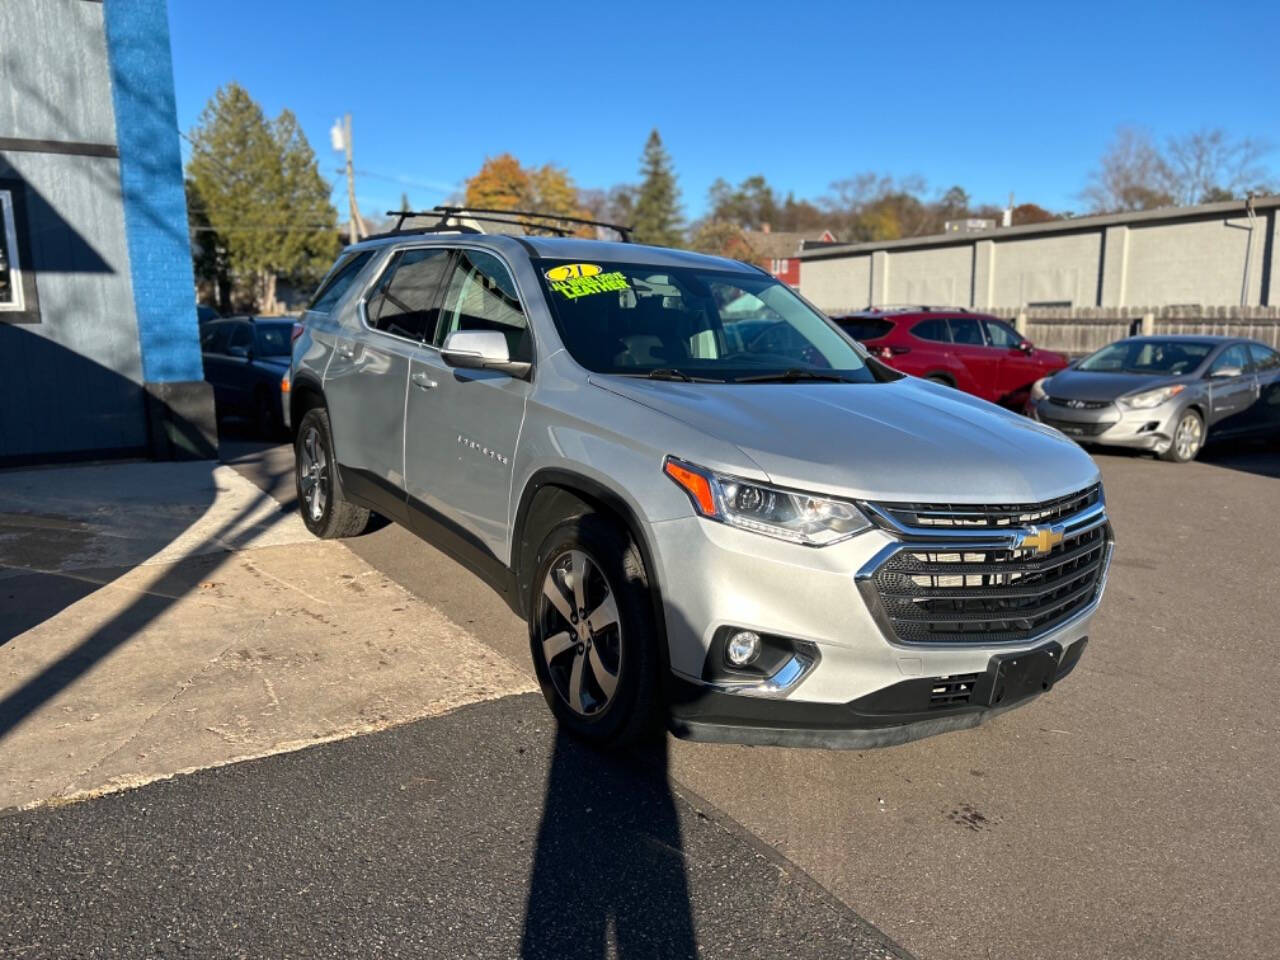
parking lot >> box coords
[2,435,1276,960]
[199,436,1276,960]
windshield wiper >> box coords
[732,368,851,384]
[638,368,724,383]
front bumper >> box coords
[1030,397,1182,452]
[648,500,1111,749]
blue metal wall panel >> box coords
[102,0,202,385]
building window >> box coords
[0,179,38,324]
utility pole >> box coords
[331,113,366,242]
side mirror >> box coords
[1208,365,1243,379]
[440,329,531,379]
[1017,340,1034,354]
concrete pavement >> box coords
[0,461,534,810]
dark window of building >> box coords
[367,247,452,341]
[436,249,531,361]
[838,317,894,341]
[308,249,375,313]
[911,318,951,342]
[0,178,39,325]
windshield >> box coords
[534,260,876,383]
[253,323,293,358]
[1077,339,1213,375]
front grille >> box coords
[1047,396,1111,410]
[1041,418,1113,437]
[875,484,1100,530]
[863,487,1111,646]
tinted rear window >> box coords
[911,318,951,343]
[308,249,376,313]
[837,317,894,341]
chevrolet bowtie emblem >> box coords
[1018,524,1065,556]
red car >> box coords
[834,308,1070,409]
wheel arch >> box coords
[512,469,671,676]
[289,372,326,438]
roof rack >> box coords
[366,210,569,242]
[431,205,633,242]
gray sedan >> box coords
[1028,335,1280,462]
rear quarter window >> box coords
[307,249,376,313]
[911,318,951,343]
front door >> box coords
[1246,343,1280,438]
[1204,343,1256,433]
[982,317,1042,405]
[323,246,452,494]
[404,247,533,562]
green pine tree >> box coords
[185,83,338,311]
[632,129,684,247]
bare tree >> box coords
[1080,127,1175,213]
[1164,128,1272,204]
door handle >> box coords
[411,372,437,391]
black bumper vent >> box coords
[929,674,979,708]
[1041,418,1113,437]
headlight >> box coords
[1030,377,1048,401]
[1118,384,1185,409]
[663,457,871,546]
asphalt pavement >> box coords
[5,431,1278,959]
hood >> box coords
[1045,369,1187,403]
[591,375,1098,503]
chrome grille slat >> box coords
[861,486,1111,646]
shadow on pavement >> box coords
[1089,435,1280,479]
[521,729,697,959]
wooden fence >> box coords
[986,307,1280,356]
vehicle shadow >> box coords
[521,728,697,959]
[1088,435,1280,480]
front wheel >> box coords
[528,515,660,748]
[1160,409,1204,463]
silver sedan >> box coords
[1028,335,1280,462]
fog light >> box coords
[725,630,761,667]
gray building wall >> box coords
[0,0,211,464]
[800,197,1280,315]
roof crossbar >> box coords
[431,205,634,241]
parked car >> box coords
[200,316,296,437]
[1028,335,1280,462]
[196,303,221,324]
[833,308,1070,409]
[288,233,1113,750]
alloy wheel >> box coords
[298,426,329,521]
[1174,413,1203,460]
[537,549,622,717]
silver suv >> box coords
[289,228,1114,748]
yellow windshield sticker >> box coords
[545,263,602,282]
[546,264,630,300]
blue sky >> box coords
[167,0,1280,223]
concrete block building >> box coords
[799,197,1280,315]
[0,0,214,466]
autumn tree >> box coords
[463,154,596,234]
[632,130,684,247]
[185,83,338,311]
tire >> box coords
[527,514,661,748]
[294,407,372,538]
[1160,409,1205,463]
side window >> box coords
[436,249,531,362]
[366,247,453,341]
[199,323,224,352]
[1248,343,1280,372]
[983,319,1021,348]
[949,316,985,345]
[1208,344,1250,377]
[228,323,253,353]
[308,250,375,313]
[911,318,951,343]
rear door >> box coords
[1245,342,1280,437]
[404,247,533,561]
[1204,342,1255,432]
[947,315,1000,401]
[323,246,452,495]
